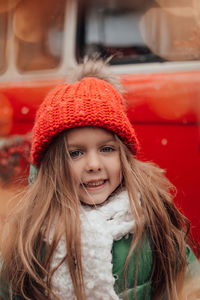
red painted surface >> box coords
[0,70,199,246]
[0,79,64,134]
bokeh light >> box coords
[140,4,200,61]
[0,0,21,13]
[0,93,13,136]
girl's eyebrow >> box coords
[67,143,84,149]
[68,138,116,148]
[98,138,116,145]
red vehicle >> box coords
[0,0,200,247]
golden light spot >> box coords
[0,94,13,136]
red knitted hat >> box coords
[31,77,139,167]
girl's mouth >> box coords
[82,179,107,189]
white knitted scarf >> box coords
[50,190,134,300]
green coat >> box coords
[0,235,199,300]
[112,235,152,299]
[112,235,200,299]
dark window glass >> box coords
[77,0,200,64]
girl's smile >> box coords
[67,127,122,205]
[81,179,107,189]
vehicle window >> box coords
[0,13,7,74]
[77,0,200,64]
[13,0,66,72]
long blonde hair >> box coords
[117,136,191,300]
[0,131,193,300]
[1,132,85,299]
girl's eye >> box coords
[69,150,83,158]
[101,146,115,153]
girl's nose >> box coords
[86,152,102,172]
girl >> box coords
[0,59,199,300]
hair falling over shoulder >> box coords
[0,132,86,300]
[117,136,193,300]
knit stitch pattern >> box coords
[50,190,134,300]
[31,77,139,167]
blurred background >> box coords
[0,0,200,248]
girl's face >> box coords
[67,127,122,205]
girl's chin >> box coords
[80,197,107,206]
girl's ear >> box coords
[28,163,38,185]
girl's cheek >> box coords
[72,162,83,179]
[69,162,79,178]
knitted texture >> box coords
[31,77,139,167]
[49,190,135,300]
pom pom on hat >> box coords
[31,61,139,167]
